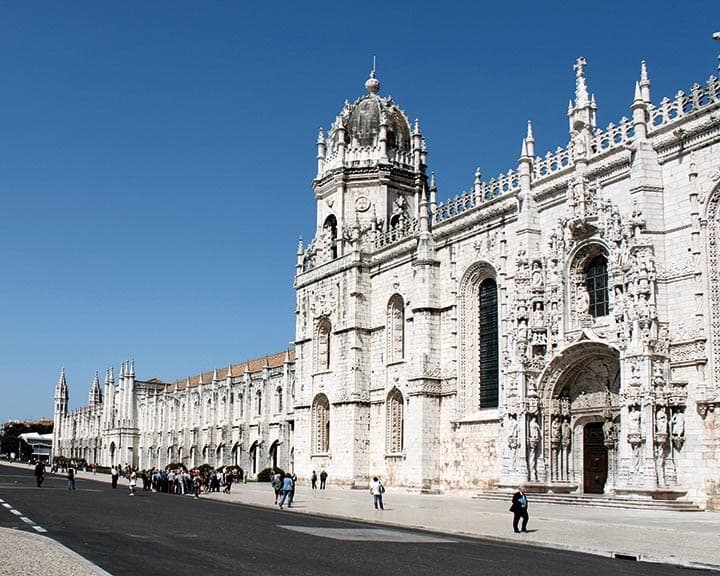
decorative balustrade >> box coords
[374,217,419,248]
[533,146,574,179]
[433,169,520,225]
[648,75,720,131]
[590,116,635,156]
[320,145,414,175]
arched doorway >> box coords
[231,443,241,466]
[269,440,280,470]
[249,441,258,475]
[538,337,620,493]
[109,442,116,465]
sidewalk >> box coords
[3,462,720,571]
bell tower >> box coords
[308,70,428,264]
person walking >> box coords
[311,470,317,490]
[111,465,119,489]
[319,469,328,490]
[278,474,294,509]
[129,470,137,496]
[271,470,282,504]
[370,476,385,510]
[34,462,45,487]
[288,472,297,506]
[192,470,202,499]
[67,465,76,491]
[510,486,529,533]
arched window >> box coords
[585,255,609,317]
[312,394,330,454]
[385,388,404,453]
[386,295,405,363]
[459,263,500,413]
[316,318,331,371]
[479,278,499,408]
[323,215,338,260]
[276,387,283,414]
[255,390,262,416]
[238,393,243,419]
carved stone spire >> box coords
[639,60,651,102]
[526,121,535,157]
[89,370,102,406]
[573,56,590,107]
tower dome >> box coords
[325,71,413,157]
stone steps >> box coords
[473,491,703,512]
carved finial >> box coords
[317,127,325,144]
[633,80,642,103]
[520,137,528,158]
[713,32,720,72]
[58,367,67,387]
[109,366,114,384]
[640,60,649,84]
[198,371,204,385]
[365,63,380,94]
[413,118,421,135]
[212,368,219,383]
[430,171,437,190]
[567,99,574,116]
[526,121,535,157]
[573,56,590,107]
[297,236,304,255]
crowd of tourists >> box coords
[108,464,240,498]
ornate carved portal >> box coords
[531,340,620,493]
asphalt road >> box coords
[0,465,711,576]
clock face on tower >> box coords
[355,196,371,212]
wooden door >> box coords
[583,422,608,494]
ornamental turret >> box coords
[88,370,103,406]
[305,68,427,268]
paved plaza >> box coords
[0,462,718,574]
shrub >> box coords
[256,467,285,482]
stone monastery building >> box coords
[54,48,720,508]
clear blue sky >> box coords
[0,1,717,422]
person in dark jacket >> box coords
[34,462,45,487]
[510,486,529,533]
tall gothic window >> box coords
[479,278,499,409]
[276,387,283,414]
[312,394,330,453]
[255,390,262,416]
[323,215,338,259]
[385,388,404,453]
[585,255,609,317]
[386,294,405,363]
[316,318,331,371]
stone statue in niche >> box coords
[575,285,590,316]
[628,405,642,436]
[527,416,541,482]
[531,262,543,290]
[506,414,520,471]
[603,418,615,446]
[655,408,668,436]
[671,410,685,450]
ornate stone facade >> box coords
[53,352,295,476]
[293,56,720,507]
[54,51,720,508]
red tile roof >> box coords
[164,350,294,394]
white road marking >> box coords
[20,517,33,524]
[32,526,47,533]
[10,509,22,516]
[1,503,11,508]
[0,498,4,503]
